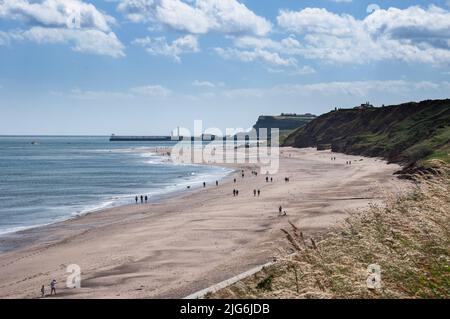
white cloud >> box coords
[215,47,297,67]
[22,27,125,58]
[220,80,450,100]
[57,88,133,100]
[215,35,317,75]
[277,5,450,65]
[117,0,271,36]
[133,34,199,62]
[54,84,172,100]
[0,0,114,31]
[0,0,124,57]
[130,85,172,97]
[192,80,216,88]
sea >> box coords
[0,136,233,236]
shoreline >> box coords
[0,146,234,252]
[0,147,412,298]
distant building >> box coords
[280,113,298,117]
[354,102,374,110]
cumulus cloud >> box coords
[215,47,298,67]
[276,5,450,64]
[22,27,125,57]
[215,35,317,74]
[133,34,199,61]
[0,0,124,57]
[117,0,271,36]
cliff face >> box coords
[253,114,316,143]
[253,114,316,132]
[283,99,450,169]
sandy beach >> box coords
[0,147,411,299]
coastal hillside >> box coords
[283,99,450,172]
[254,114,316,143]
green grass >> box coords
[284,99,450,171]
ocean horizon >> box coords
[0,136,232,237]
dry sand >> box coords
[0,147,410,298]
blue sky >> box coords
[1,0,450,135]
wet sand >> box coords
[0,147,410,298]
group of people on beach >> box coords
[202,181,220,188]
[231,169,291,216]
[331,156,354,165]
[135,195,148,204]
[40,279,56,298]
[265,176,273,183]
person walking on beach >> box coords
[253,189,256,197]
[216,181,219,187]
[279,206,282,215]
[233,189,236,196]
[50,279,56,295]
[40,285,45,298]
[145,195,148,203]
[266,176,269,183]
[270,177,273,183]
[140,195,143,204]
[135,196,138,204]
[234,178,236,184]
[258,189,260,197]
[203,182,206,188]
[236,190,239,196]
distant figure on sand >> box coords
[236,190,239,196]
[279,206,282,214]
[233,189,236,196]
[270,177,273,182]
[216,181,219,186]
[242,173,244,178]
[50,279,56,295]
[140,195,143,204]
[258,189,260,197]
[266,176,269,183]
[253,189,256,197]
[234,178,236,183]
[135,196,138,204]
[203,182,206,188]
[145,195,148,203]
[40,285,45,298]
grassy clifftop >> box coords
[254,114,316,144]
[283,99,450,172]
